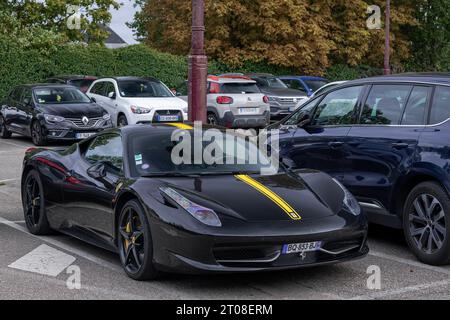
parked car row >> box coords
[0,76,188,145]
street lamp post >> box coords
[188,0,207,123]
[383,0,391,75]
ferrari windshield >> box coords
[34,87,91,104]
[129,130,276,176]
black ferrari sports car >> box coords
[21,123,368,280]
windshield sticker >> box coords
[56,95,62,102]
[135,154,143,165]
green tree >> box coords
[133,0,416,74]
[3,0,120,44]
[407,0,450,71]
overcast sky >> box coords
[109,0,140,44]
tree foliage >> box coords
[2,0,120,44]
[136,0,417,74]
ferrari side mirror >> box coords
[87,163,107,179]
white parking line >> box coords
[0,216,122,273]
[0,178,20,184]
[0,140,29,148]
[350,279,450,300]
[369,250,450,277]
[9,244,76,277]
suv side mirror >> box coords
[297,113,311,128]
[90,97,97,103]
[108,91,116,99]
[87,163,107,179]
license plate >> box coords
[76,132,95,139]
[238,108,258,114]
[157,115,179,122]
[282,241,322,254]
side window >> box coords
[284,98,319,125]
[84,134,124,173]
[312,86,363,126]
[90,82,106,96]
[10,87,23,102]
[430,86,450,125]
[289,80,307,94]
[104,82,116,96]
[360,85,412,125]
[401,86,432,125]
[21,88,33,105]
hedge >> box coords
[0,39,378,98]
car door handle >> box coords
[392,142,409,149]
[328,141,344,148]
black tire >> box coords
[207,113,218,125]
[22,170,52,235]
[117,114,128,127]
[31,121,47,146]
[0,116,12,139]
[403,181,450,265]
[117,199,159,280]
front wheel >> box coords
[0,116,12,138]
[117,114,128,127]
[31,121,47,146]
[22,170,52,235]
[117,200,159,280]
[403,181,450,265]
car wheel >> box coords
[403,181,450,265]
[207,113,218,125]
[31,121,47,146]
[118,199,159,280]
[117,114,128,127]
[0,116,12,139]
[22,170,52,235]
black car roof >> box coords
[21,84,76,89]
[345,73,450,86]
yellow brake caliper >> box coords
[124,222,131,251]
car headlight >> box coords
[130,106,151,114]
[102,113,111,121]
[44,114,65,123]
[332,178,361,216]
[160,187,222,227]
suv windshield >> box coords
[257,77,288,89]
[305,80,328,92]
[129,130,276,176]
[34,87,91,104]
[118,80,173,98]
[220,83,261,94]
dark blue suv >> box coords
[273,73,450,265]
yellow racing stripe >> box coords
[235,174,301,220]
[166,123,194,130]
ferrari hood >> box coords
[154,173,338,222]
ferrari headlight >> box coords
[44,114,65,123]
[160,187,222,227]
[332,178,361,216]
[130,105,151,114]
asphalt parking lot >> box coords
[1,136,450,300]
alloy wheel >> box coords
[119,207,145,273]
[409,193,446,254]
[24,175,42,227]
[31,122,40,145]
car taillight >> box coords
[216,96,233,104]
[263,95,269,104]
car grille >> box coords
[66,117,102,128]
[278,97,301,105]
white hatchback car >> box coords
[87,77,188,126]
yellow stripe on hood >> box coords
[166,123,193,130]
[235,174,301,220]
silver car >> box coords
[177,75,270,128]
